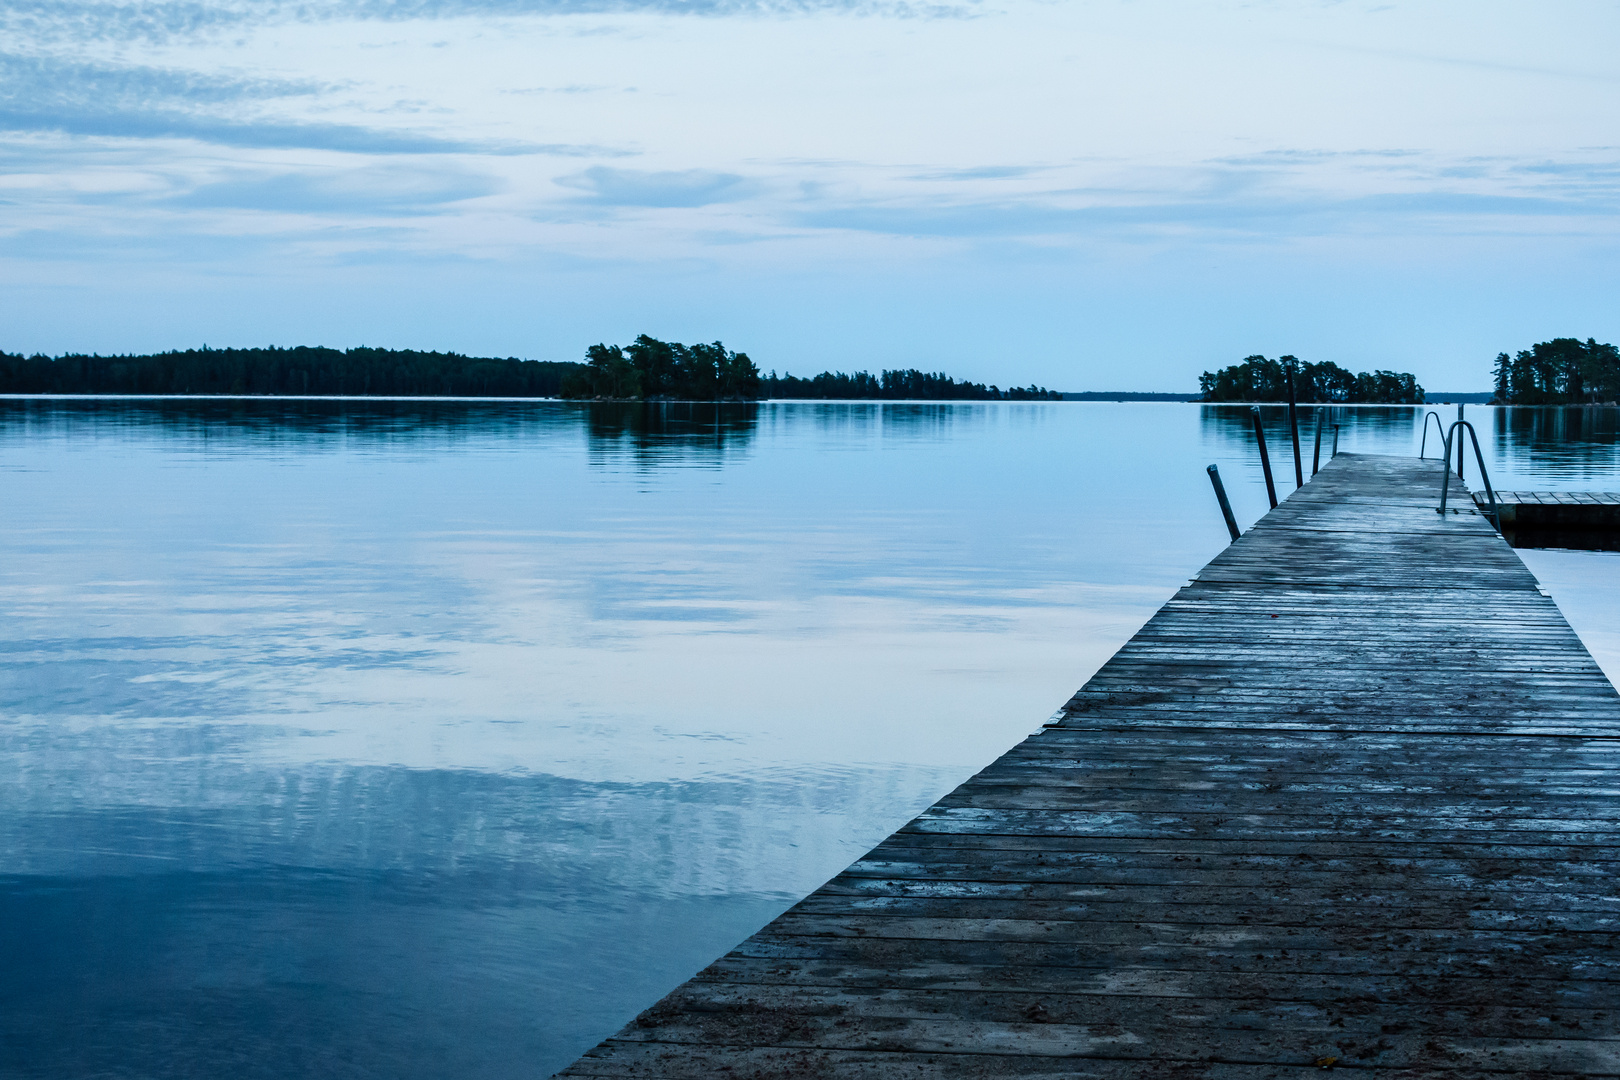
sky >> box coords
[2,0,1618,390]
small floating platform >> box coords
[1480,490,1620,550]
[558,454,1620,1078]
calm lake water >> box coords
[2,399,1617,1077]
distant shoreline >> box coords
[0,392,1519,404]
[1060,392,1200,401]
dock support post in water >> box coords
[1286,364,1303,488]
[1456,402,1466,481]
[1206,464,1241,541]
[1250,407,1278,509]
[1311,410,1323,475]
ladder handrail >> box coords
[1418,410,1447,459]
[1437,420,1498,527]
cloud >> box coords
[1213,148,1424,167]
[779,147,1620,244]
[1299,39,1620,86]
[0,1,256,46]
[175,165,504,213]
[1341,191,1610,219]
[1513,160,1620,188]
[555,166,756,207]
[905,165,1043,181]
[1386,154,1620,198]
[0,107,506,154]
[0,53,607,154]
[503,84,625,95]
[0,50,326,108]
[2,0,983,47]
[792,189,1615,241]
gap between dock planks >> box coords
[557,453,1620,1079]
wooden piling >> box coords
[1251,408,1278,509]
[1206,464,1241,542]
[1286,368,1303,489]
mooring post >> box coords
[1206,465,1241,541]
[1440,428,1454,515]
[1456,403,1466,482]
[1251,406,1278,509]
[1286,366,1304,488]
[1311,410,1324,475]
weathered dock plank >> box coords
[556,453,1620,1078]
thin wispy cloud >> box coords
[790,191,1609,242]
[2,0,982,46]
[905,165,1044,182]
[0,108,502,154]
[1296,38,1620,85]
[555,166,757,208]
[777,145,1620,244]
[175,165,503,213]
[0,52,327,109]
[0,54,614,154]
[1212,149,1425,167]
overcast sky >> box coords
[2,0,1617,389]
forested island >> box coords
[562,336,1060,400]
[1199,355,1424,404]
[1493,338,1620,404]
[1,336,1061,401]
[1200,340,1620,406]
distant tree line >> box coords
[562,335,1062,400]
[2,337,1065,402]
[0,346,579,397]
[1200,355,1424,404]
[1492,338,1620,404]
[762,368,1060,400]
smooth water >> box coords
[1,400,1616,1077]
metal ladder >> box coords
[1435,419,1499,528]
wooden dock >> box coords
[1481,490,1620,552]
[1483,491,1620,523]
[558,453,1620,1078]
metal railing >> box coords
[1437,420,1499,527]
[1418,410,1447,459]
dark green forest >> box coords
[762,368,1059,400]
[18,338,1619,404]
[1200,355,1424,404]
[560,335,1061,400]
[1493,338,1620,404]
[562,336,762,399]
[0,346,578,397]
[3,337,1061,401]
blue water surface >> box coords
[1,400,1616,1077]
